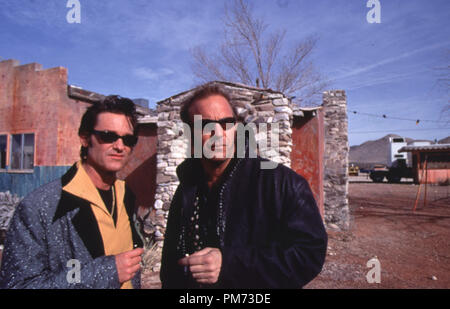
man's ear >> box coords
[79,134,90,147]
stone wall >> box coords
[322,90,350,230]
[0,191,20,269]
[0,191,20,236]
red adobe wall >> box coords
[422,170,450,184]
[412,151,450,185]
[118,123,158,214]
[0,60,18,143]
[290,110,324,218]
[0,59,90,167]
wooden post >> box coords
[413,155,427,212]
[423,154,428,209]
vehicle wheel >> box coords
[387,176,401,183]
[371,176,384,183]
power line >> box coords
[350,128,450,134]
[349,110,448,124]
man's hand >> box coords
[178,247,222,285]
[115,248,144,284]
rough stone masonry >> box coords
[322,90,350,230]
[0,191,20,234]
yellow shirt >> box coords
[63,161,134,289]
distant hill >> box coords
[438,136,450,144]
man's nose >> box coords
[210,123,225,137]
[112,137,125,151]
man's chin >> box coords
[208,156,228,161]
[103,161,127,173]
[203,147,235,160]
[202,154,233,166]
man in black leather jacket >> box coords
[160,84,327,288]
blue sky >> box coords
[0,0,449,146]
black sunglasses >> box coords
[91,130,138,147]
[193,117,237,130]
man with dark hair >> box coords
[160,83,327,288]
[0,95,144,289]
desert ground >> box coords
[305,176,450,289]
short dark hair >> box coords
[78,95,138,160]
[180,83,236,126]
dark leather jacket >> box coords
[160,157,327,288]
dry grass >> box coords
[141,242,161,271]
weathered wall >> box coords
[0,60,18,135]
[0,166,71,198]
[291,110,324,217]
[322,90,350,230]
[118,123,158,215]
[421,169,450,184]
[412,151,450,185]
[0,60,91,196]
[0,60,90,167]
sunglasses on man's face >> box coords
[193,117,237,131]
[91,130,138,147]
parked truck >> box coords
[369,137,414,183]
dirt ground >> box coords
[305,178,450,289]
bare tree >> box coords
[191,0,327,106]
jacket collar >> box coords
[62,161,125,217]
[176,158,241,187]
[53,161,126,259]
[176,158,204,185]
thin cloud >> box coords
[333,42,450,82]
[345,69,429,91]
[133,67,174,81]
